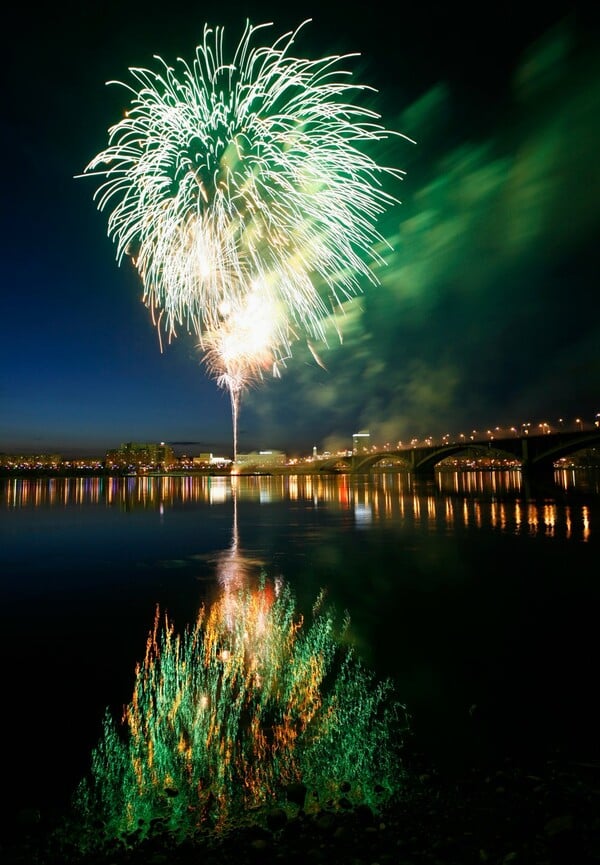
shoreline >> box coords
[4,746,598,865]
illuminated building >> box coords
[352,430,370,454]
[0,452,62,468]
[192,453,232,468]
[105,441,176,470]
[235,450,287,470]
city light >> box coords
[2,414,597,475]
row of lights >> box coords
[367,414,600,452]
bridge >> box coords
[314,429,600,478]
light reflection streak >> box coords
[413,494,421,521]
[427,497,436,521]
[556,468,600,495]
[583,506,590,541]
[1,470,596,541]
[528,503,539,534]
[543,504,556,537]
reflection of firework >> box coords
[73,578,406,850]
[207,477,266,593]
[81,19,410,368]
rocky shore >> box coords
[3,749,598,865]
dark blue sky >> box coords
[2,1,599,458]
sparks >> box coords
[80,19,411,456]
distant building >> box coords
[192,453,214,467]
[235,450,287,470]
[105,441,176,470]
[0,453,62,468]
[192,453,232,468]
[352,430,370,454]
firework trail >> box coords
[81,19,411,456]
[200,286,288,461]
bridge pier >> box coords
[520,462,557,486]
[520,437,557,483]
[412,465,436,479]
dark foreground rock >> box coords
[2,753,598,865]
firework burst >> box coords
[81,19,411,455]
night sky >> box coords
[3,1,599,459]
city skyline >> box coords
[2,413,598,465]
[3,2,599,459]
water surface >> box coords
[1,469,598,818]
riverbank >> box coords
[4,748,598,865]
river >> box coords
[1,468,598,821]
